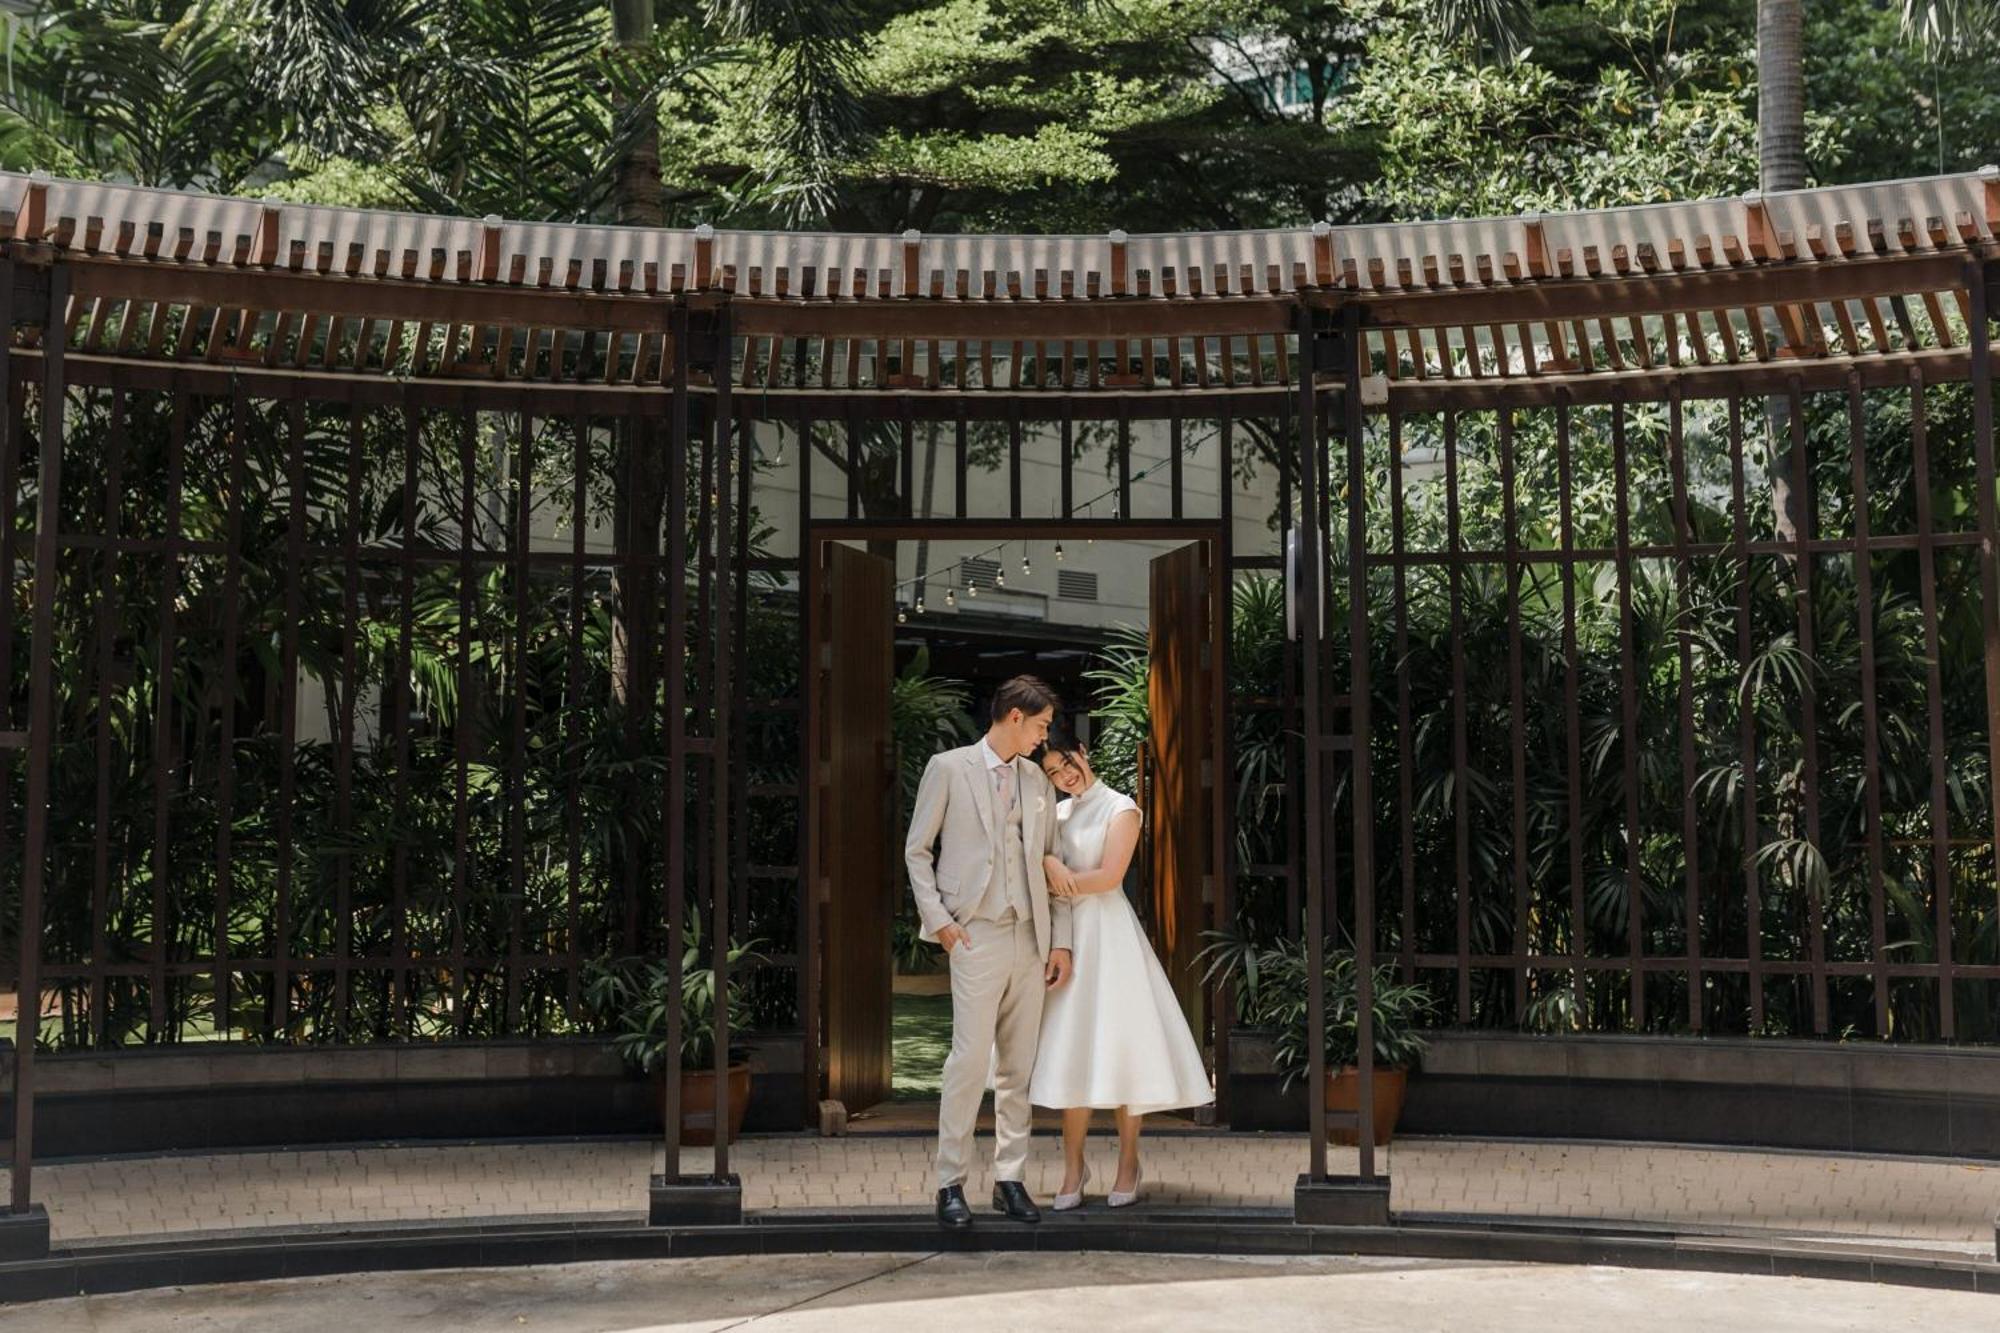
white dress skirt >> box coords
[1028,780,1213,1114]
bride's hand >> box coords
[1044,856,1079,898]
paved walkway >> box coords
[35,1134,2000,1251]
[11,1252,1997,1331]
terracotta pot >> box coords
[1323,1066,1407,1146]
[654,1063,753,1146]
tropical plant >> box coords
[0,0,277,188]
[1899,0,2000,56]
[1082,624,1150,797]
[886,648,975,971]
[889,646,976,814]
[1200,927,1436,1086]
[582,920,765,1074]
[891,913,937,975]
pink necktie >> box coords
[996,763,1015,813]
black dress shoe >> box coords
[991,1180,1042,1224]
[936,1185,973,1229]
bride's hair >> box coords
[1034,723,1086,764]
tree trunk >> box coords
[610,0,663,228]
[1758,0,1806,544]
[1757,0,1806,194]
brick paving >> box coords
[35,1134,1999,1250]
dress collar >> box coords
[977,737,1011,772]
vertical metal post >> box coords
[564,410,589,1025]
[12,261,67,1215]
[1665,387,1703,1030]
[1968,261,2000,938]
[1727,394,1764,1031]
[710,301,735,1181]
[1786,377,1828,1034]
[1558,400,1588,1000]
[797,406,819,1127]
[275,396,306,1039]
[334,391,362,1035]
[664,306,689,1176]
[1501,406,1529,1020]
[1342,304,1377,1180]
[504,409,534,1034]
[88,388,126,1048]
[1908,369,1957,1037]
[1847,374,1889,1035]
[1611,400,1644,1026]
[1390,411,1417,986]
[1443,409,1470,1024]
[1294,304,1327,1184]
[212,386,245,1040]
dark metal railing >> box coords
[3,243,1997,1232]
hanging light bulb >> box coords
[915,591,926,614]
[1054,540,1065,563]
[897,607,907,625]
[1021,544,1032,576]
[945,585,956,608]
[964,564,977,598]
[995,561,1006,589]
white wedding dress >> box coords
[1028,780,1213,1113]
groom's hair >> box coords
[990,674,1059,724]
[1037,722,1085,761]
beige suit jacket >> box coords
[904,741,1072,960]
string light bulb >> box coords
[898,607,907,625]
[1054,540,1064,563]
[965,565,977,598]
[945,585,956,608]
[1021,544,1032,576]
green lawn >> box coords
[891,993,954,1100]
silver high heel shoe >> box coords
[1107,1163,1141,1208]
[1052,1164,1091,1212]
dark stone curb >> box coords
[2,1210,1994,1305]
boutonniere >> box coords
[1035,796,1046,812]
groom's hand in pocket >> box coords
[937,924,969,955]
[1045,948,1072,990]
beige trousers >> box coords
[935,915,1044,1190]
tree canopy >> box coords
[2,0,1992,234]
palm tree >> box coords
[0,0,277,189]
[1757,1,1806,195]
[1901,0,2000,55]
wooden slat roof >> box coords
[6,167,1997,401]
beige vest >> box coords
[971,763,1032,922]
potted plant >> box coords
[585,923,764,1146]
[1202,931,1435,1145]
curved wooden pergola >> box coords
[2,167,1998,1244]
[10,168,1997,402]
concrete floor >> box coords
[6,1252,1984,1332]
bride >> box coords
[1029,729,1212,1209]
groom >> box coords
[905,674,1074,1229]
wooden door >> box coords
[817,542,897,1112]
[1146,541,1212,1035]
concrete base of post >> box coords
[648,1174,743,1227]
[0,1204,51,1260]
[1294,1174,1392,1227]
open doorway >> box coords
[805,525,1225,1122]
